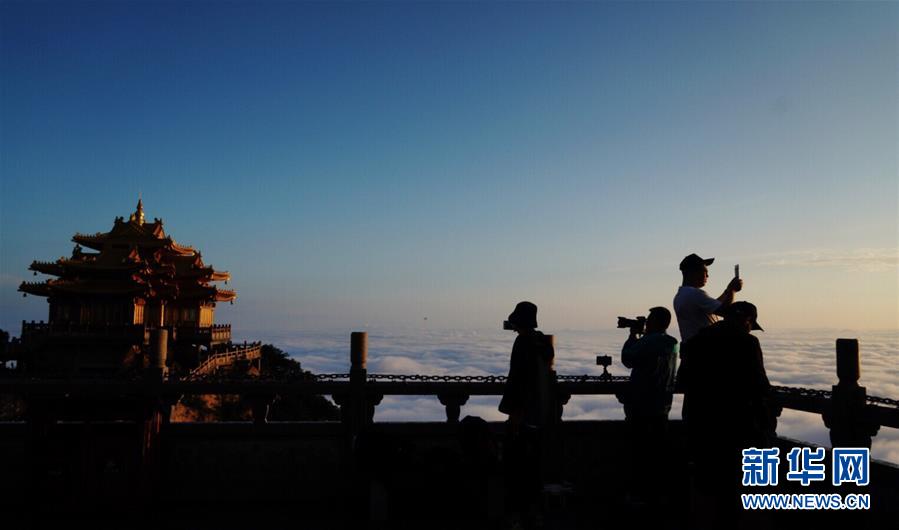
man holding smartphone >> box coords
[673,253,743,342]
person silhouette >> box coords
[498,301,555,527]
[620,306,678,505]
[673,253,743,342]
[678,301,772,526]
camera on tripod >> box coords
[617,316,646,334]
[595,354,612,381]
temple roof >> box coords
[20,200,234,303]
[72,219,178,251]
[20,279,149,298]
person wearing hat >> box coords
[673,253,743,342]
[499,301,555,428]
[677,301,772,525]
[498,301,555,526]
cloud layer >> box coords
[242,327,899,464]
[758,248,899,273]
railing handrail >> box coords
[4,333,895,448]
[188,342,262,378]
[174,323,232,330]
[1,374,896,429]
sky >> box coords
[1,1,897,334]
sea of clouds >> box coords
[237,327,899,465]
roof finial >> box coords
[134,195,145,225]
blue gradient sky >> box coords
[2,1,897,333]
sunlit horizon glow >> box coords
[1,1,897,334]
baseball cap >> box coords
[679,253,715,271]
[724,301,764,331]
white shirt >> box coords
[673,285,722,342]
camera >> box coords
[617,316,646,333]
[503,320,515,331]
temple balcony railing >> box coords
[173,323,231,345]
[20,320,147,343]
[20,320,49,335]
[210,323,231,343]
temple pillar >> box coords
[149,328,168,380]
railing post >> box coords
[350,331,367,380]
[334,332,382,433]
[823,339,880,448]
[437,394,470,423]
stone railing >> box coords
[174,323,232,344]
[1,333,897,525]
[4,333,896,442]
[188,341,262,378]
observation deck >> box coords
[0,334,896,529]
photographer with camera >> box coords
[619,307,679,506]
[498,301,555,528]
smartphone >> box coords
[735,264,740,279]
